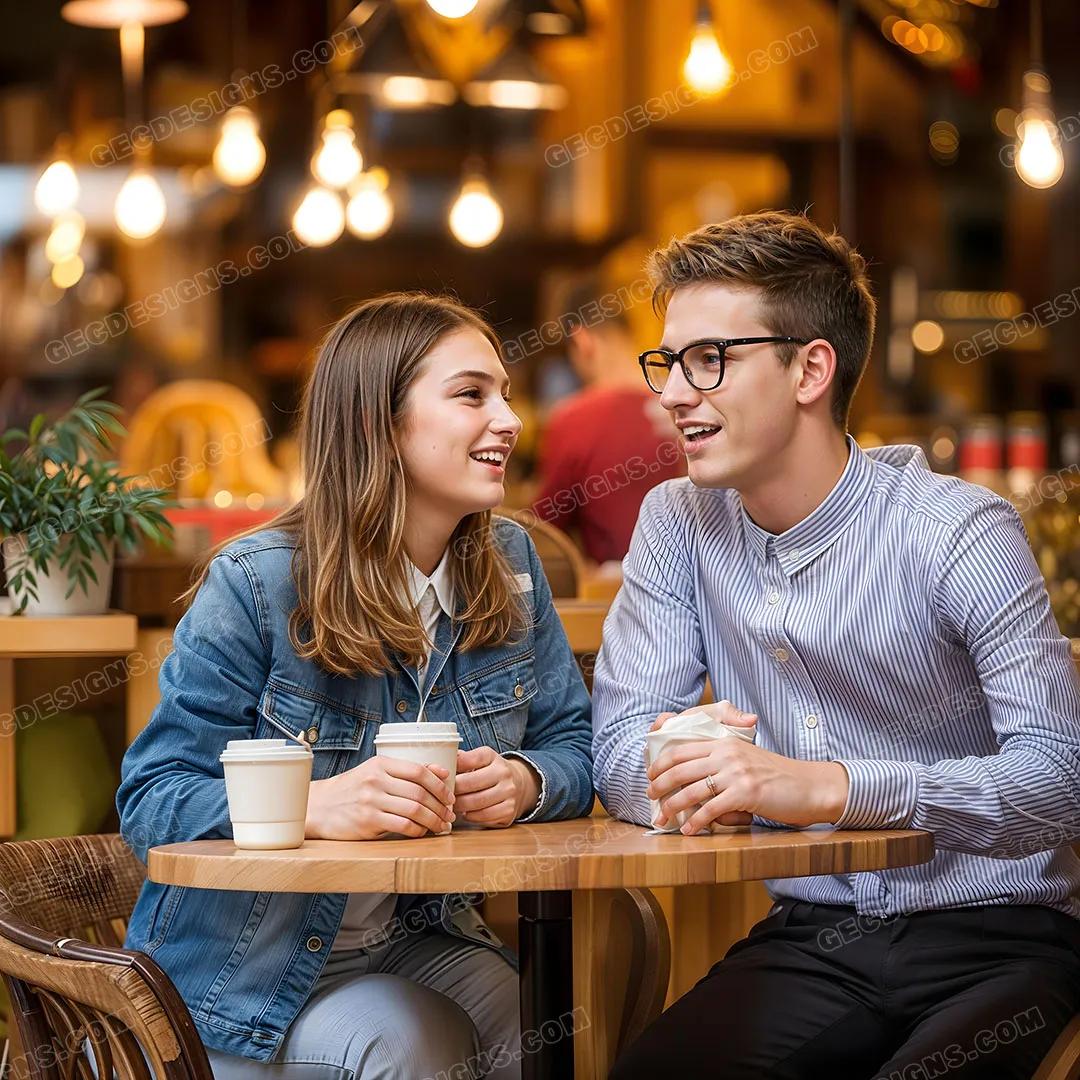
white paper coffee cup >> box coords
[374,721,462,795]
[220,738,313,850]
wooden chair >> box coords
[119,379,289,503]
[1034,1017,1080,1079]
[0,835,212,1079]
[496,509,587,598]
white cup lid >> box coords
[375,731,461,743]
[220,738,313,763]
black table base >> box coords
[518,890,574,1079]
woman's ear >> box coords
[794,340,836,410]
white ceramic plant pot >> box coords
[9,536,116,616]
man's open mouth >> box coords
[683,425,722,442]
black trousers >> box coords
[610,900,1080,1079]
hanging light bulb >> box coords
[51,254,86,290]
[1009,2,1064,189]
[346,169,394,239]
[682,2,734,97]
[449,173,503,248]
[212,106,266,187]
[292,185,345,247]
[34,156,80,217]
[1015,110,1064,188]
[312,109,363,190]
[425,0,479,18]
[45,211,86,263]
[115,168,166,239]
[1013,71,1064,189]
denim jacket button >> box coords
[306,936,323,952]
[513,684,524,699]
[306,727,319,744]
[396,700,408,714]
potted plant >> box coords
[0,388,173,616]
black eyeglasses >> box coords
[638,337,811,394]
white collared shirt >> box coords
[333,550,455,952]
[407,549,455,696]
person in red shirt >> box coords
[532,278,683,565]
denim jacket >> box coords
[117,518,593,1061]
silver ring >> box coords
[705,773,718,798]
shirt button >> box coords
[805,714,819,729]
[775,648,790,662]
[513,684,525,699]
[306,727,319,744]
[396,700,408,714]
[306,936,323,952]
[768,591,780,605]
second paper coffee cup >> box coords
[374,721,462,795]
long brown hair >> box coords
[184,292,526,676]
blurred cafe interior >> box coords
[1,0,1080,1072]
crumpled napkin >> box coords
[643,711,757,834]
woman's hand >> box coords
[305,756,456,840]
[455,746,540,828]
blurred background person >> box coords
[532,276,683,569]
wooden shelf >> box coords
[0,610,139,837]
[0,611,138,658]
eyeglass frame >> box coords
[638,336,812,394]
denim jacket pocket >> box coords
[458,654,538,752]
[257,678,377,778]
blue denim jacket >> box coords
[117,518,593,1061]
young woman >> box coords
[117,293,594,1079]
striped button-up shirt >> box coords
[593,437,1080,918]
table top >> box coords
[0,611,138,656]
[148,819,934,895]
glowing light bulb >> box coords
[312,109,363,189]
[45,211,86,263]
[51,254,85,290]
[115,169,166,239]
[212,106,266,187]
[346,170,394,239]
[682,20,734,97]
[449,175,503,248]
[425,0,479,17]
[1015,111,1064,189]
[34,158,80,216]
[292,185,345,247]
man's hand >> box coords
[646,702,849,833]
[649,700,759,733]
[455,746,540,828]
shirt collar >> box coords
[740,434,880,577]
[407,549,455,617]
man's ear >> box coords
[794,340,836,410]
[567,327,597,380]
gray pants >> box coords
[206,931,521,1080]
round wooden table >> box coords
[149,818,933,1078]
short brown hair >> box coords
[647,211,876,428]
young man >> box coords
[532,276,682,566]
[593,211,1080,1079]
